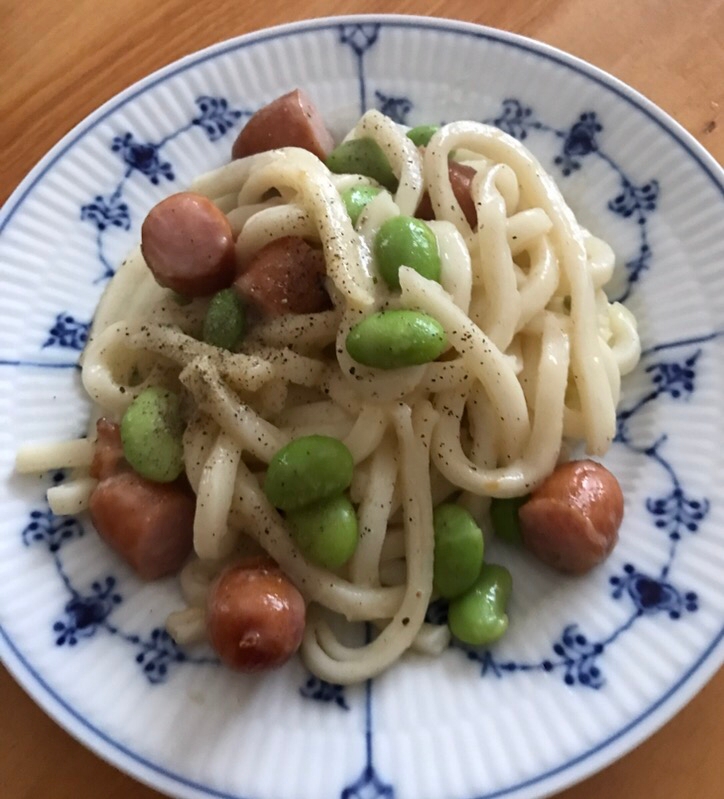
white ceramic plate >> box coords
[1,15,722,799]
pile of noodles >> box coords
[17,111,640,683]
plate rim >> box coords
[1,13,723,799]
[2,14,723,235]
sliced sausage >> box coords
[232,89,335,161]
[141,192,236,297]
[417,162,477,228]
[518,459,624,575]
[234,236,331,317]
[90,418,125,481]
[89,472,195,580]
[206,558,306,672]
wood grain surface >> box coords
[2,1,722,798]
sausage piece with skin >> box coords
[417,162,477,229]
[88,420,195,580]
[90,418,126,481]
[231,89,335,161]
[234,236,331,317]
[518,459,624,575]
[206,558,306,672]
[141,192,236,297]
[89,471,195,580]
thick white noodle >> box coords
[349,434,399,586]
[166,608,207,645]
[399,267,530,462]
[179,356,289,463]
[425,122,616,454]
[193,430,243,560]
[300,403,435,683]
[16,439,94,473]
[354,110,424,215]
[48,478,98,516]
[428,220,473,314]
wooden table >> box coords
[2,1,722,797]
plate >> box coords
[1,15,723,799]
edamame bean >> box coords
[374,216,441,289]
[264,435,354,511]
[346,310,447,370]
[406,124,439,147]
[120,387,185,483]
[287,494,359,570]
[326,139,398,192]
[490,496,528,545]
[447,564,513,646]
[341,186,382,225]
[203,288,246,351]
[433,503,484,599]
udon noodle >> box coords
[16,108,640,683]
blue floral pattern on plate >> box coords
[22,475,216,684]
[43,313,90,351]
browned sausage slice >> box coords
[232,89,335,161]
[141,192,236,297]
[89,472,195,580]
[234,236,331,317]
[90,419,125,481]
[518,459,624,575]
[417,162,477,228]
[231,89,334,160]
[206,558,306,672]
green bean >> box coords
[374,216,441,289]
[120,387,185,483]
[340,186,382,225]
[287,494,359,570]
[346,310,447,370]
[406,124,439,147]
[264,435,354,511]
[326,139,398,192]
[489,496,528,545]
[433,503,484,599]
[447,564,513,646]
[202,288,246,351]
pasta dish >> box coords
[16,90,640,684]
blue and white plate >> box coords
[1,15,722,799]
